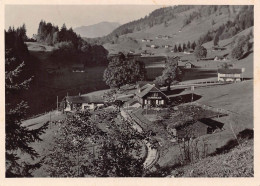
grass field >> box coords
[172,139,253,177]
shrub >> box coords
[194,45,207,59]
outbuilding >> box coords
[72,64,85,72]
[63,95,104,112]
[185,62,195,69]
[217,68,243,82]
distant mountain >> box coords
[74,21,120,38]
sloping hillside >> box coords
[171,139,253,177]
[103,5,247,55]
[74,22,120,38]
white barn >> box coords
[63,95,104,112]
[217,69,243,82]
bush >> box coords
[231,46,244,59]
[194,45,207,59]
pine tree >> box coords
[182,43,187,51]
[187,41,191,49]
[191,41,197,50]
[174,45,178,52]
[5,49,48,177]
[178,44,182,52]
[213,32,220,46]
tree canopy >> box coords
[194,45,207,59]
[45,110,145,177]
[154,56,182,90]
[103,53,146,88]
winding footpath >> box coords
[120,108,159,169]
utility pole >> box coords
[57,96,59,111]
[49,111,51,129]
[191,86,194,102]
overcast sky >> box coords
[5,5,163,37]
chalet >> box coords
[135,83,169,107]
[183,49,194,54]
[185,62,195,69]
[162,35,171,40]
[72,64,85,72]
[163,45,172,48]
[63,95,104,112]
[151,44,159,49]
[217,68,243,82]
[214,56,229,61]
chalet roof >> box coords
[66,95,103,104]
[136,83,168,98]
[218,68,242,74]
[72,64,84,68]
[185,62,194,65]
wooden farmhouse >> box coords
[63,95,104,112]
[135,83,169,107]
[217,68,243,82]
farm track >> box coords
[120,108,159,169]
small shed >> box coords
[185,62,195,69]
[176,118,224,140]
[72,64,85,72]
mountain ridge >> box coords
[74,21,120,38]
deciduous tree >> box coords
[194,45,207,59]
[103,53,146,88]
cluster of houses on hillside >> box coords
[142,39,153,42]
[155,35,172,40]
[62,65,244,112]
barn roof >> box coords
[66,95,103,104]
[218,68,242,74]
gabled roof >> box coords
[218,68,242,74]
[66,95,103,104]
[72,64,84,68]
[136,83,168,98]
